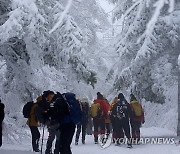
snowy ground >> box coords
[1,127,180,154]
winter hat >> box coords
[130,94,137,101]
[81,98,88,103]
[43,90,55,98]
[53,92,63,101]
[118,93,125,100]
[97,92,104,99]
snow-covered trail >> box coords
[1,127,180,154]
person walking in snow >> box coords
[0,100,5,147]
[54,92,82,154]
[45,97,60,154]
[129,94,145,143]
[111,93,132,148]
[34,90,55,153]
[104,99,111,136]
[27,97,41,152]
[35,91,55,125]
[86,106,93,135]
[110,97,124,143]
[91,92,109,144]
[75,98,89,145]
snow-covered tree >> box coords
[0,0,100,105]
[0,0,106,140]
[36,0,98,87]
[0,0,47,105]
[0,0,11,25]
[108,0,179,102]
[107,0,180,132]
[70,0,110,52]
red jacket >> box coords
[93,99,109,119]
[130,101,145,123]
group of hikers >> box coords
[0,90,145,154]
[90,92,145,148]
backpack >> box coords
[64,93,83,125]
[130,101,142,117]
[91,103,102,118]
[81,102,89,119]
[23,101,34,118]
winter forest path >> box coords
[1,127,180,154]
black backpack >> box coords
[23,101,34,118]
[81,102,89,120]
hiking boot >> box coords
[33,149,40,152]
[115,142,121,146]
[45,149,53,154]
[127,144,133,149]
[82,140,85,144]
[94,137,98,144]
[112,138,116,144]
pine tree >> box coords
[108,0,180,104]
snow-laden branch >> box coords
[168,0,175,13]
[122,0,141,19]
[49,0,73,34]
[120,0,141,32]
[0,63,6,70]
[137,0,175,43]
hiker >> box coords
[86,115,93,135]
[35,90,55,124]
[104,99,111,136]
[111,93,132,148]
[0,100,5,147]
[54,92,82,154]
[86,106,93,135]
[129,94,145,143]
[45,94,60,154]
[26,97,41,152]
[75,98,89,145]
[34,91,55,153]
[110,97,124,143]
[91,92,108,144]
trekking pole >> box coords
[41,124,45,154]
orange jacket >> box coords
[110,97,118,111]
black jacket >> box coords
[111,99,131,121]
[0,103,5,124]
[53,93,70,121]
